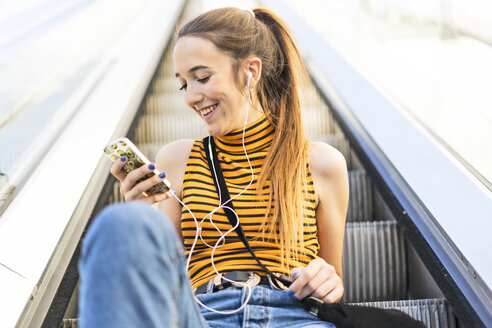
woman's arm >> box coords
[289,141,349,303]
[154,139,195,240]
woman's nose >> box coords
[184,85,204,108]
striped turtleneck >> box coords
[180,115,319,289]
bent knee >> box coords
[84,201,177,249]
[95,201,172,230]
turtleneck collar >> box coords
[214,115,274,154]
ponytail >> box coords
[253,8,310,268]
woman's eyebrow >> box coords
[175,65,210,77]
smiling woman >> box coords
[173,36,263,136]
[78,7,349,328]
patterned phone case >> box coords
[103,137,171,196]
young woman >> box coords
[79,7,349,328]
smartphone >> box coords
[103,137,171,196]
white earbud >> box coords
[246,71,252,88]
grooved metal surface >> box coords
[346,170,373,222]
[342,221,407,302]
[134,112,207,144]
[352,298,456,328]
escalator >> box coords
[58,1,458,326]
[4,0,489,327]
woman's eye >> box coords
[197,76,210,83]
[178,76,209,91]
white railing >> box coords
[0,0,185,326]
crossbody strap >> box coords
[203,136,293,288]
[202,136,355,327]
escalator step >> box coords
[303,105,335,138]
[134,112,206,144]
[151,76,180,94]
[346,170,373,222]
[342,221,407,302]
[143,92,188,114]
[350,298,456,328]
[135,142,164,162]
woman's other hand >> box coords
[110,156,170,204]
[288,258,344,303]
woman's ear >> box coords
[244,57,262,89]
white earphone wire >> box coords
[169,71,257,314]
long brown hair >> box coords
[177,7,311,269]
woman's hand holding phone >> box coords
[104,138,172,205]
[110,157,170,204]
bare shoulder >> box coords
[155,139,195,196]
[155,139,195,166]
[308,140,349,207]
[308,141,347,180]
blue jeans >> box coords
[79,202,335,328]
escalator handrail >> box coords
[0,1,186,327]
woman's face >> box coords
[173,36,262,136]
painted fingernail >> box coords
[148,163,155,170]
[287,289,294,296]
[292,272,298,278]
[120,156,126,162]
[159,172,166,179]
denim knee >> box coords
[79,202,191,328]
[87,201,175,237]
[81,201,180,267]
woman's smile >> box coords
[198,103,218,120]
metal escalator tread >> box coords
[302,105,336,138]
[136,142,165,162]
[347,169,373,222]
[143,92,189,114]
[134,112,206,144]
[342,221,407,303]
[350,298,456,328]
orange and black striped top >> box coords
[181,115,319,289]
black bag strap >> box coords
[203,136,293,288]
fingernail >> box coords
[159,171,166,179]
[287,289,294,296]
[120,156,126,162]
[292,272,298,278]
[148,163,155,170]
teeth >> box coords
[200,104,217,116]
